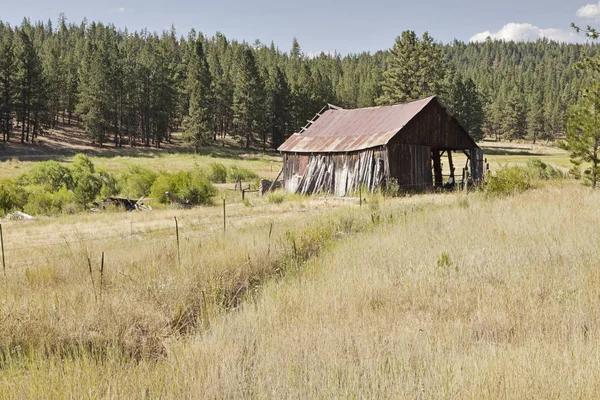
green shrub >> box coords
[70,154,95,186]
[227,165,258,183]
[485,165,533,196]
[381,178,400,197]
[526,159,562,180]
[74,174,103,209]
[97,170,121,198]
[267,191,285,204]
[149,173,173,204]
[119,166,158,198]
[207,162,227,183]
[0,179,27,216]
[19,161,73,190]
[150,170,217,206]
[24,186,76,216]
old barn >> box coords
[278,96,483,196]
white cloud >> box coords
[470,23,584,43]
[115,7,126,13]
[577,2,600,19]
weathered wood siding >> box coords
[391,100,476,151]
[283,148,389,196]
[470,148,484,181]
[387,144,432,191]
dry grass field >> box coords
[0,178,598,398]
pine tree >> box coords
[183,38,212,149]
[232,48,263,148]
[377,31,445,105]
[264,65,291,149]
[0,23,15,141]
[444,73,484,141]
[42,35,64,128]
[502,90,527,141]
[14,22,46,143]
[527,91,545,143]
[562,82,600,188]
[77,40,110,144]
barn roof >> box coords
[278,96,473,153]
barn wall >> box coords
[391,100,476,150]
[387,144,432,191]
[283,148,389,196]
[470,148,484,181]
[283,144,435,195]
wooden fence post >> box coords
[359,186,362,208]
[0,224,5,278]
[223,199,226,232]
[174,217,181,266]
[100,252,105,298]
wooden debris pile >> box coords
[259,179,283,196]
[92,197,152,212]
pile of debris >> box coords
[91,197,152,212]
[259,179,283,196]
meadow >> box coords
[0,138,595,398]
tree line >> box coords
[0,16,595,149]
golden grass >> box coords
[0,182,598,398]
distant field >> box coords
[0,128,572,183]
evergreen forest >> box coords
[0,16,595,149]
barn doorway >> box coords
[431,149,473,190]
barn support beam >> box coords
[432,150,443,187]
[447,151,455,183]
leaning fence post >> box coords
[174,217,181,266]
[0,224,5,278]
[100,251,105,298]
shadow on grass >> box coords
[480,147,544,156]
[0,142,280,162]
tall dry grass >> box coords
[1,183,599,398]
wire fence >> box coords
[0,204,283,269]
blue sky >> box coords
[0,0,597,54]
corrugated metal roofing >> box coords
[278,96,436,153]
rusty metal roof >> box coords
[278,96,436,153]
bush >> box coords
[485,165,533,196]
[98,170,121,198]
[119,166,158,198]
[23,186,76,216]
[150,170,217,206]
[207,162,227,183]
[70,154,95,186]
[0,180,27,216]
[227,165,258,183]
[267,192,285,204]
[526,159,562,180]
[149,173,173,204]
[19,161,73,190]
[74,173,103,209]
[381,178,400,197]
